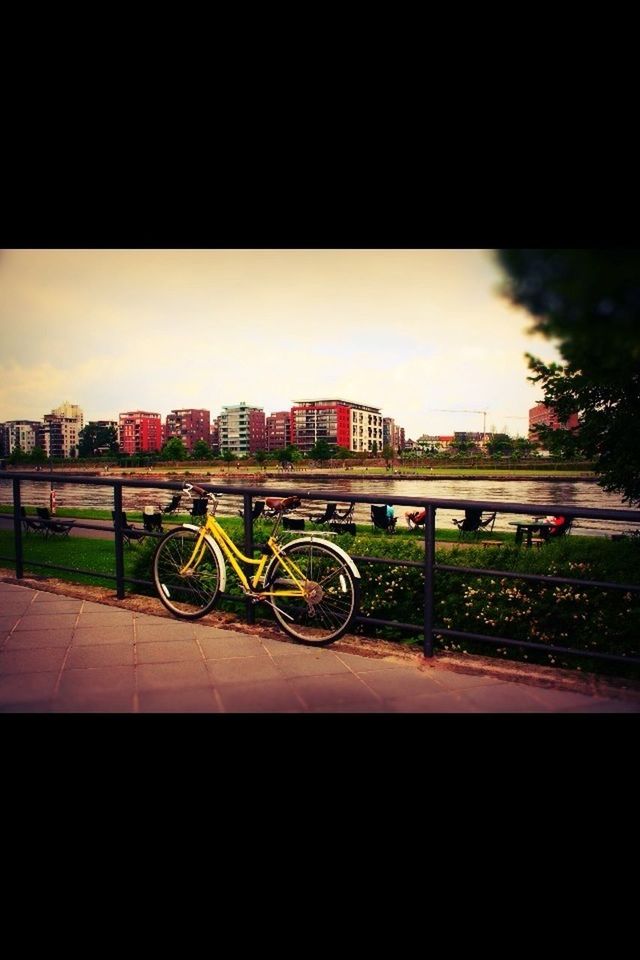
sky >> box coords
[0,249,563,440]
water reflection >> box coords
[1,475,636,537]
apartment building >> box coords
[529,403,579,440]
[219,403,265,456]
[37,402,84,458]
[118,411,163,454]
[291,399,383,453]
[383,417,406,453]
[265,411,292,451]
[164,408,211,453]
[0,420,41,457]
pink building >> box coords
[164,408,211,453]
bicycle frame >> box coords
[180,511,308,599]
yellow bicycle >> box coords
[152,483,361,646]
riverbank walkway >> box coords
[1,580,638,713]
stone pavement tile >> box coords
[31,598,83,613]
[450,680,563,713]
[57,666,136,701]
[198,632,266,659]
[52,691,135,713]
[290,673,383,711]
[136,660,212,692]
[31,591,77,602]
[135,621,196,642]
[206,655,284,685]
[354,666,450,702]
[76,609,134,626]
[0,595,34,613]
[5,627,74,648]
[136,639,203,663]
[429,669,508,692]
[563,698,640,713]
[73,625,135,645]
[525,685,640,713]
[0,647,67,674]
[214,678,307,713]
[66,644,135,669]
[258,635,318,657]
[0,671,58,707]
[271,651,354,679]
[137,686,223,713]
[333,651,411,672]
[14,613,78,631]
[389,689,480,713]
[0,615,22,634]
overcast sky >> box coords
[0,249,562,439]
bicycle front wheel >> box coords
[153,527,222,619]
[265,540,359,645]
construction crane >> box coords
[431,409,488,435]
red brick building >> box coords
[118,411,162,454]
[265,411,292,451]
[164,408,211,453]
[291,400,361,453]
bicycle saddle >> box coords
[265,496,301,512]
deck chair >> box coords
[329,502,356,535]
[531,514,574,544]
[36,507,75,537]
[21,506,47,535]
[142,506,163,533]
[405,508,427,531]
[371,504,397,533]
[111,510,146,545]
[451,508,494,538]
[238,499,266,522]
[162,494,182,514]
[309,502,337,524]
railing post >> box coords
[243,493,255,624]
[423,504,436,657]
[113,483,125,600]
[12,478,24,580]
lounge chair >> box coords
[371,504,397,533]
[162,494,182,515]
[21,506,47,535]
[329,502,356,535]
[530,514,574,545]
[238,499,266,522]
[452,509,496,539]
[309,503,338,524]
[405,508,427,531]
[189,498,209,519]
[142,506,163,533]
[35,507,75,538]
[111,511,146,545]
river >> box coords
[1,474,637,538]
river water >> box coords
[2,474,637,538]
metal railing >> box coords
[2,470,640,669]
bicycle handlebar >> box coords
[183,482,213,498]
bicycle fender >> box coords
[280,536,361,579]
[182,524,227,593]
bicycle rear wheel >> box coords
[153,527,221,619]
[265,540,359,645]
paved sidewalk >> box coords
[1,580,639,713]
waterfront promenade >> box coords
[1,579,638,713]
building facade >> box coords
[37,402,84,458]
[219,403,265,456]
[291,399,383,453]
[1,420,41,457]
[265,411,292,451]
[118,411,163,454]
[164,408,211,453]
[529,403,580,439]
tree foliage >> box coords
[496,249,640,504]
[161,437,188,460]
[78,423,118,457]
